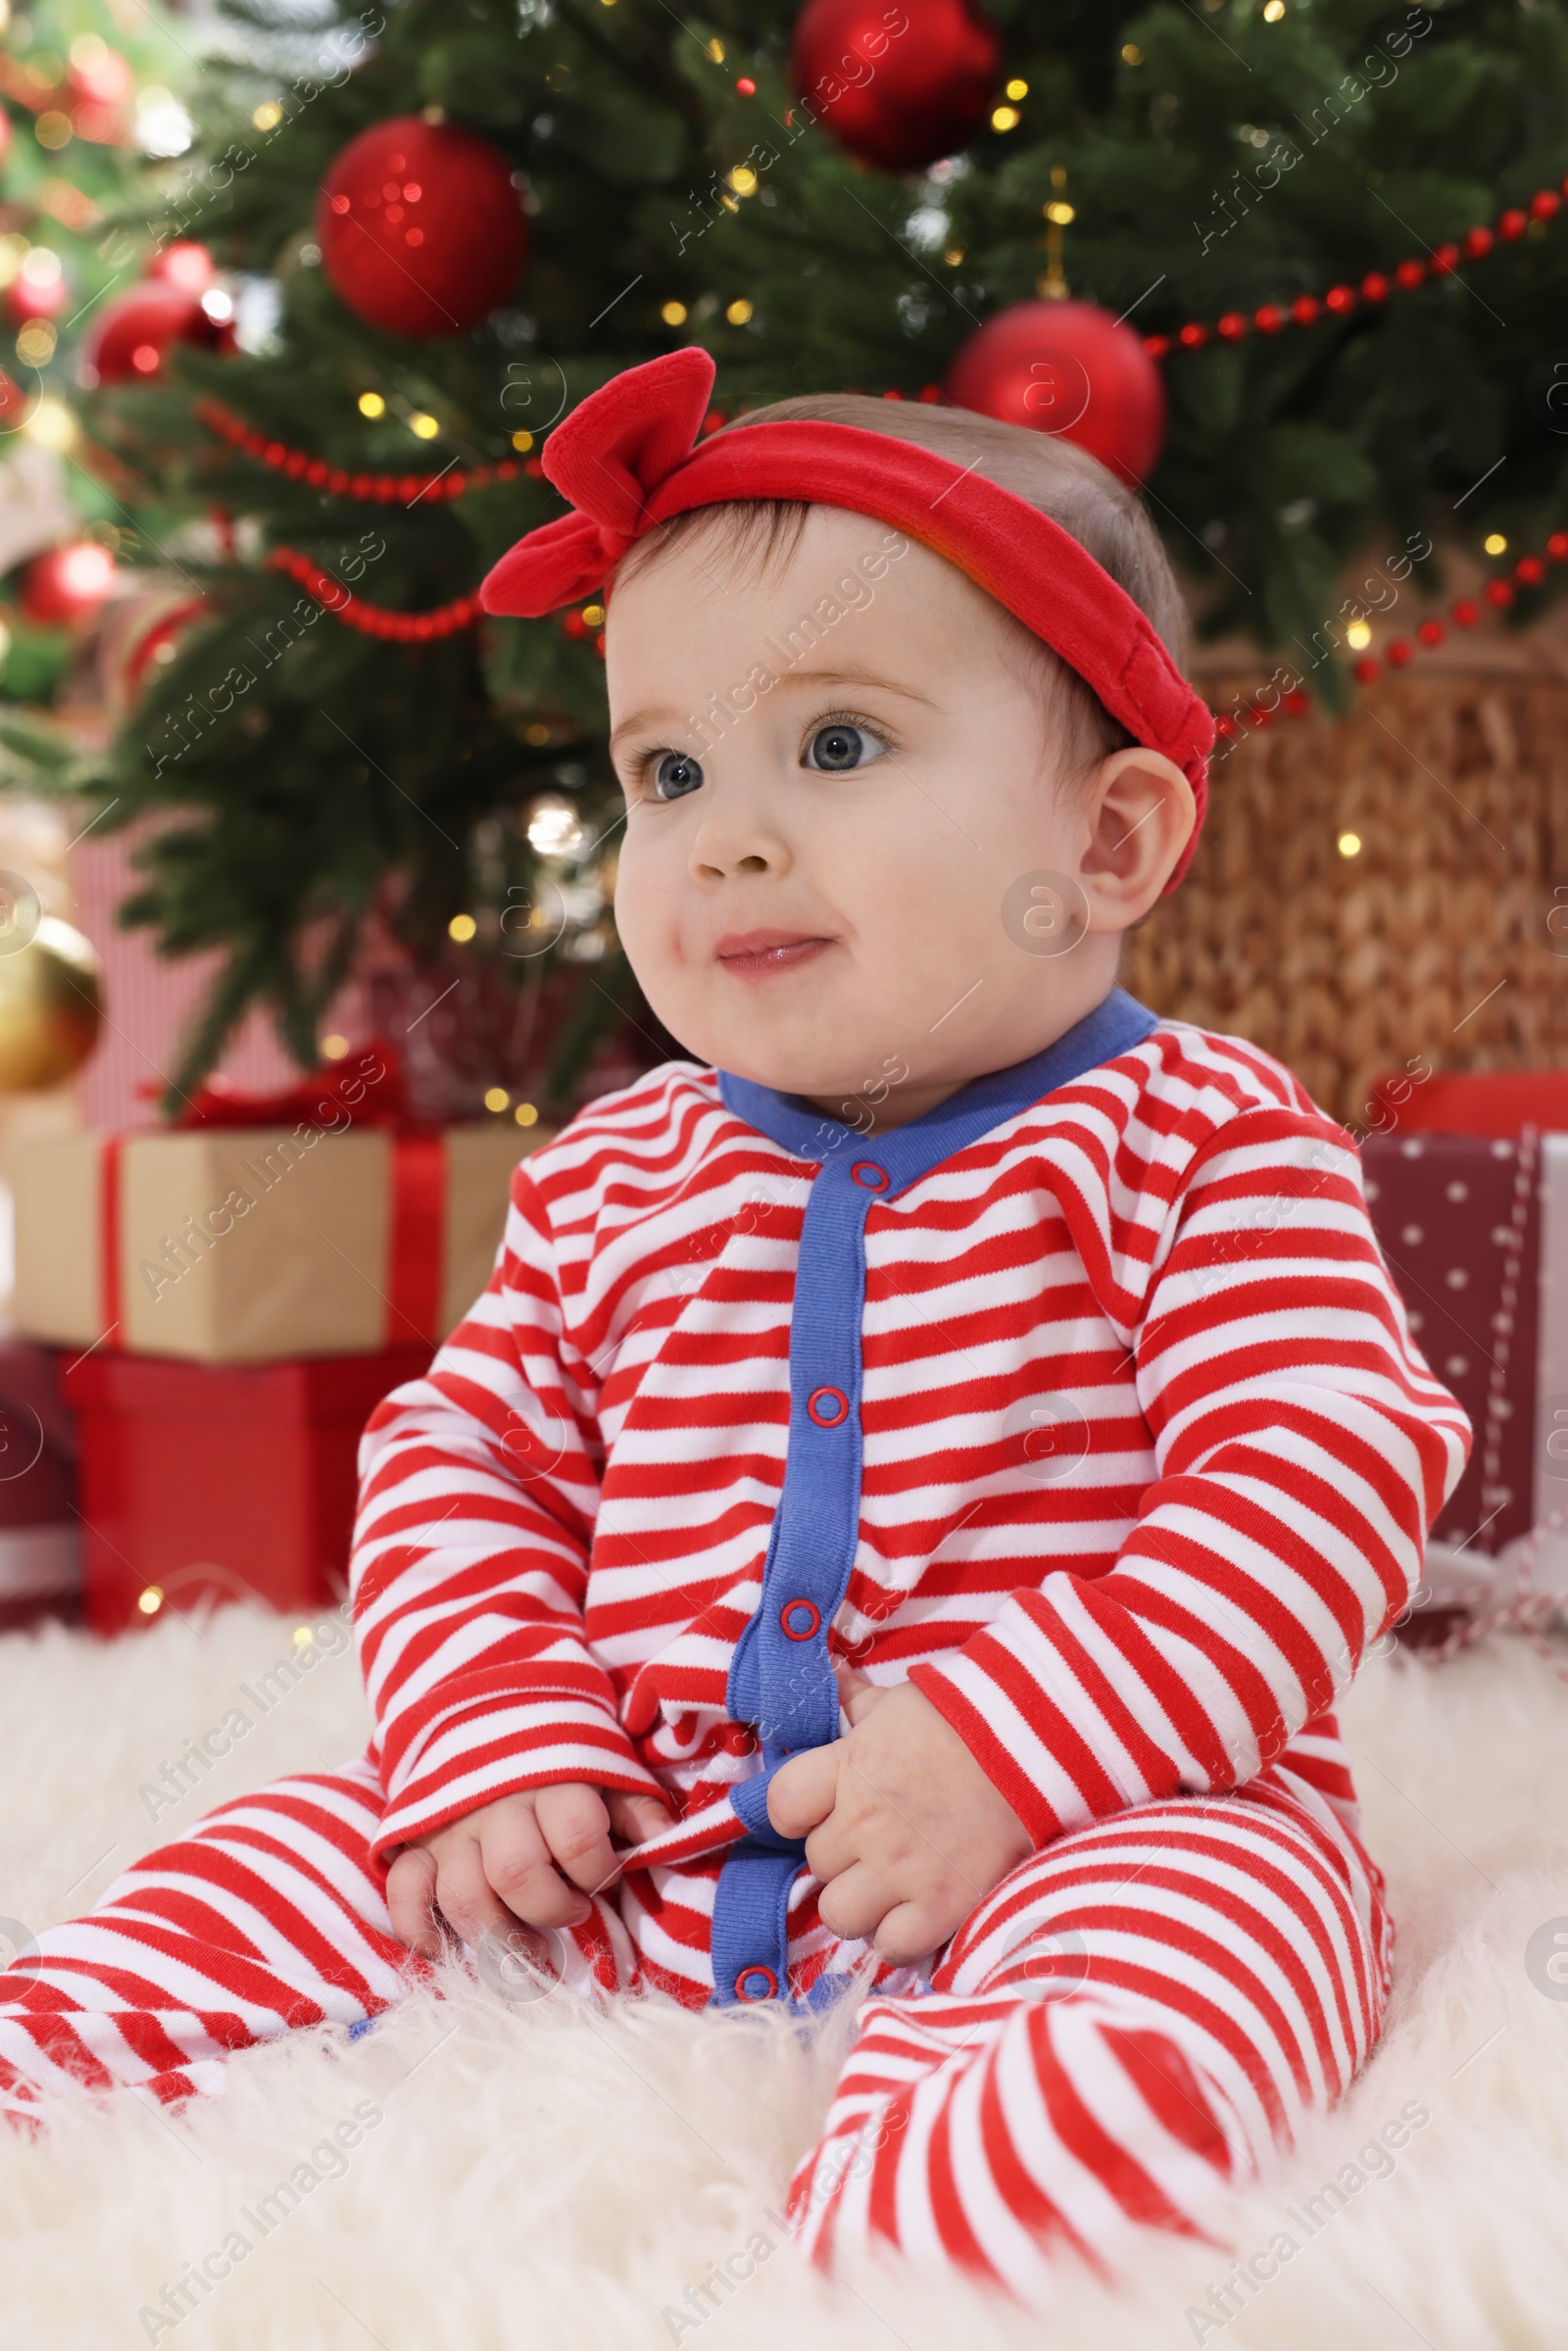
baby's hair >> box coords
[614,392,1188,783]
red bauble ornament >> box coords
[67,40,133,144]
[943,300,1167,487]
[316,117,529,338]
[5,253,69,324]
[81,281,234,386]
[21,542,121,627]
[146,242,216,293]
[790,0,1002,172]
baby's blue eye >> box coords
[654,752,705,800]
[805,723,882,772]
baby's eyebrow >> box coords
[775,665,941,708]
[609,667,941,753]
[608,707,671,752]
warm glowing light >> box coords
[512,429,533,451]
[24,398,75,452]
[1345,618,1372,650]
[707,36,724,60]
[1338,830,1362,857]
[1121,42,1144,64]
[292,1624,314,1647]
[943,246,964,266]
[1262,0,1287,18]
[320,1033,350,1059]
[514,1102,539,1127]
[526,795,585,858]
[728,166,758,196]
[1045,201,1075,225]
[1005,77,1028,100]
[70,32,109,68]
[991,105,1020,131]
[1484,532,1507,556]
[137,1586,164,1616]
[661,300,688,325]
[410,411,439,439]
[484,1087,510,1113]
[581,603,605,626]
[358,390,385,417]
[725,297,754,325]
[252,100,283,130]
[16,320,57,367]
[524,722,551,747]
[56,542,117,601]
[35,111,73,151]
[448,912,477,942]
[20,247,62,288]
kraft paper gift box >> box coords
[12,1119,543,1364]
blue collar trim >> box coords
[715,987,1158,1193]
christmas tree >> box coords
[0,0,193,728]
[41,0,1568,1104]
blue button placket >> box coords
[708,989,1159,2011]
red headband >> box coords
[481,349,1210,879]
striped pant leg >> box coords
[0,1760,418,2116]
[785,1783,1390,2295]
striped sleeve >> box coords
[909,1108,1472,1847]
[351,1159,667,1859]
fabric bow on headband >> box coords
[480,349,1212,878]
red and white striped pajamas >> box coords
[0,1004,1467,2289]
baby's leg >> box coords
[787,1781,1391,2294]
[0,1759,418,2115]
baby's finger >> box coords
[479,1797,594,1928]
[606,1790,672,1845]
[870,1897,948,1970]
[434,1836,531,1949]
[533,1783,618,1901]
[767,1744,839,1839]
[833,1667,889,1726]
[385,1844,443,1956]
[814,1860,890,1947]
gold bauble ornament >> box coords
[0,912,103,1092]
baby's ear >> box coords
[1078,748,1196,931]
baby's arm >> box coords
[905,1105,1471,1847]
[352,1158,672,1935]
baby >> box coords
[0,351,1468,2300]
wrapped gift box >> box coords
[12,1118,540,1364]
[1361,1130,1539,1557]
[1362,1081,1568,1615]
[65,1346,431,1633]
[0,1338,80,1628]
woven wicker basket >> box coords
[1123,671,1568,1124]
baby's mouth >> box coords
[714,930,835,978]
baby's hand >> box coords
[767,1673,1032,1966]
[386,1785,670,1958]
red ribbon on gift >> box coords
[104,1043,447,1352]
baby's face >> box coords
[606,505,1143,1122]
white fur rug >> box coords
[1,1605,1565,2350]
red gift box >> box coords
[0,1340,80,1629]
[65,1347,430,1634]
[1361,1131,1539,1556]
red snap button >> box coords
[807,1386,849,1428]
[851,1160,889,1190]
[734,1965,778,2002]
[780,1597,820,1641]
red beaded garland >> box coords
[1153,177,1564,355]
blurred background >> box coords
[0,0,1565,1637]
